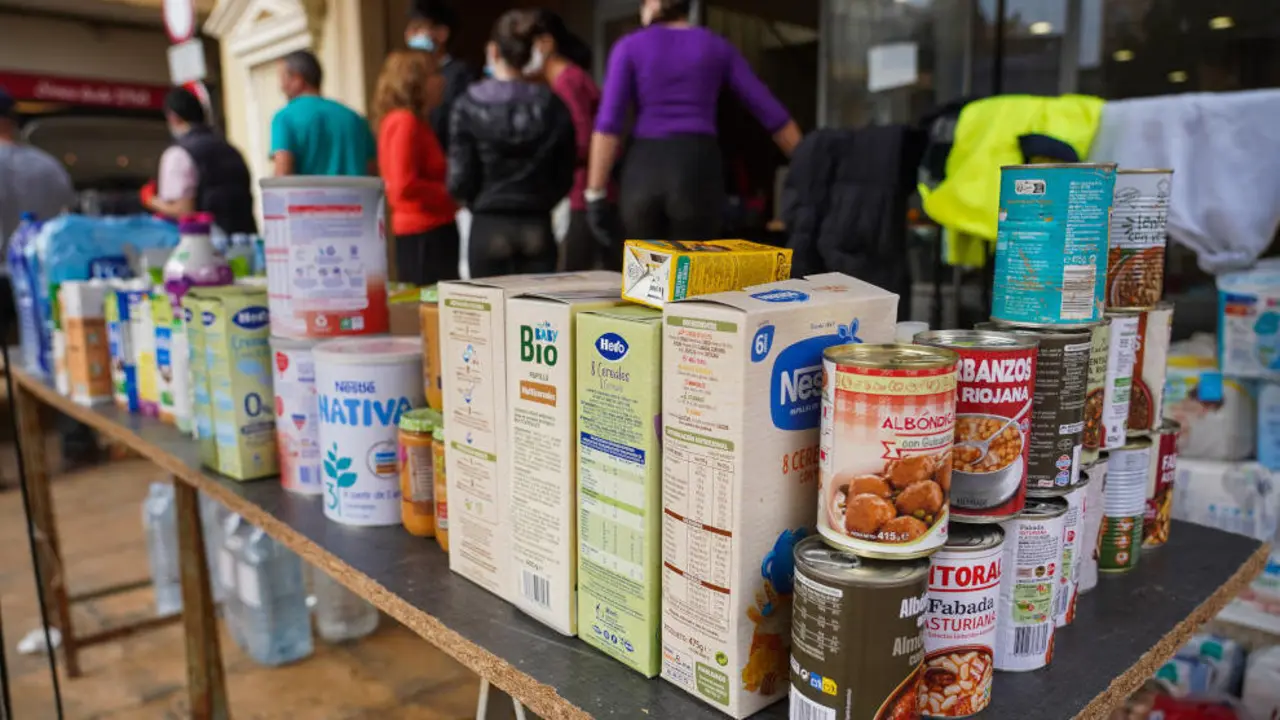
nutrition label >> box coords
[579,433,647,581]
[662,427,735,632]
[791,572,844,661]
[262,189,374,311]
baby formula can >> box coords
[992,163,1117,327]
[315,337,424,526]
[271,337,322,495]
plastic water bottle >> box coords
[198,492,227,605]
[311,567,379,642]
[7,213,41,372]
[142,483,182,616]
[162,214,233,311]
[219,513,252,650]
[237,528,313,666]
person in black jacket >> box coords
[406,0,474,152]
[147,88,256,235]
[447,9,576,278]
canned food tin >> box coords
[1127,304,1174,433]
[1107,169,1173,310]
[1143,421,1180,549]
[1054,479,1088,627]
[922,523,1003,718]
[1102,311,1141,449]
[1099,514,1143,573]
[1100,439,1151,573]
[270,337,322,495]
[915,330,1038,522]
[790,535,930,720]
[1078,460,1107,594]
[995,497,1069,672]
[980,323,1091,494]
[993,163,1117,327]
[819,344,959,558]
[1081,321,1110,464]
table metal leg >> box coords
[174,481,229,719]
[14,384,78,677]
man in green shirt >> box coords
[270,50,377,177]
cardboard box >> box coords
[439,271,620,599]
[131,286,159,416]
[58,281,112,406]
[621,240,792,309]
[182,294,218,467]
[505,291,627,635]
[187,286,278,480]
[659,274,898,718]
[576,305,664,675]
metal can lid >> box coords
[978,321,1094,339]
[1104,309,1144,319]
[314,336,423,365]
[1155,419,1181,435]
[1002,162,1117,171]
[432,425,444,441]
[914,329,1038,352]
[944,522,1005,551]
[400,407,442,434]
[1018,496,1070,520]
[824,343,958,371]
[795,536,930,586]
[1117,168,1174,174]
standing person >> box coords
[585,0,803,244]
[528,10,616,271]
[447,10,576,278]
[0,87,73,247]
[405,0,474,152]
[146,88,257,235]
[271,50,377,177]
[374,51,459,286]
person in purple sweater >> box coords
[585,0,802,244]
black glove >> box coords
[586,197,622,253]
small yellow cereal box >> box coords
[621,240,792,309]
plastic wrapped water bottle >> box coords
[142,483,181,616]
[311,567,379,643]
[198,492,227,605]
[219,513,252,650]
[236,528,313,666]
[7,213,43,372]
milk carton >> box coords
[58,281,112,406]
[576,305,663,675]
[188,286,277,480]
[107,280,147,413]
[153,292,192,430]
[660,274,898,718]
[131,287,160,416]
[439,271,620,599]
[505,291,626,634]
[182,295,217,466]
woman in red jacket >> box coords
[374,50,459,285]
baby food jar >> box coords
[398,408,442,537]
[432,424,448,552]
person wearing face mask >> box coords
[147,87,256,235]
[527,10,617,272]
[374,51,459,286]
[586,0,802,244]
[406,0,474,153]
[446,9,577,278]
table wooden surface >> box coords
[11,364,1268,720]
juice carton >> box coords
[439,271,620,599]
[419,285,442,411]
[58,280,112,406]
[621,240,793,309]
[153,292,192,431]
[575,305,664,676]
[107,280,148,413]
[131,286,160,416]
[505,291,627,635]
[659,273,898,718]
[182,294,217,466]
[187,286,277,480]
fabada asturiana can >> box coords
[315,337,423,526]
[995,497,1067,672]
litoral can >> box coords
[1078,459,1107,594]
[1143,421,1180,549]
[1054,479,1088,627]
[790,535,930,720]
[922,523,1003,718]
[270,337,323,496]
[314,336,424,526]
[1127,303,1174,434]
[1106,169,1173,310]
[1101,311,1141,449]
[260,177,390,339]
[914,330,1037,522]
[1100,438,1151,573]
[819,344,959,559]
[1080,320,1110,465]
[995,497,1068,672]
[980,323,1091,494]
[992,163,1117,327]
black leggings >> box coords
[468,213,558,279]
[394,223,460,286]
[620,135,725,240]
[560,209,621,272]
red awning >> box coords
[0,71,167,111]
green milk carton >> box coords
[575,305,663,676]
[188,286,277,480]
[182,293,218,469]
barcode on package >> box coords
[1013,623,1052,656]
[790,691,835,720]
[1053,585,1067,618]
[1059,265,1096,320]
[521,570,551,609]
